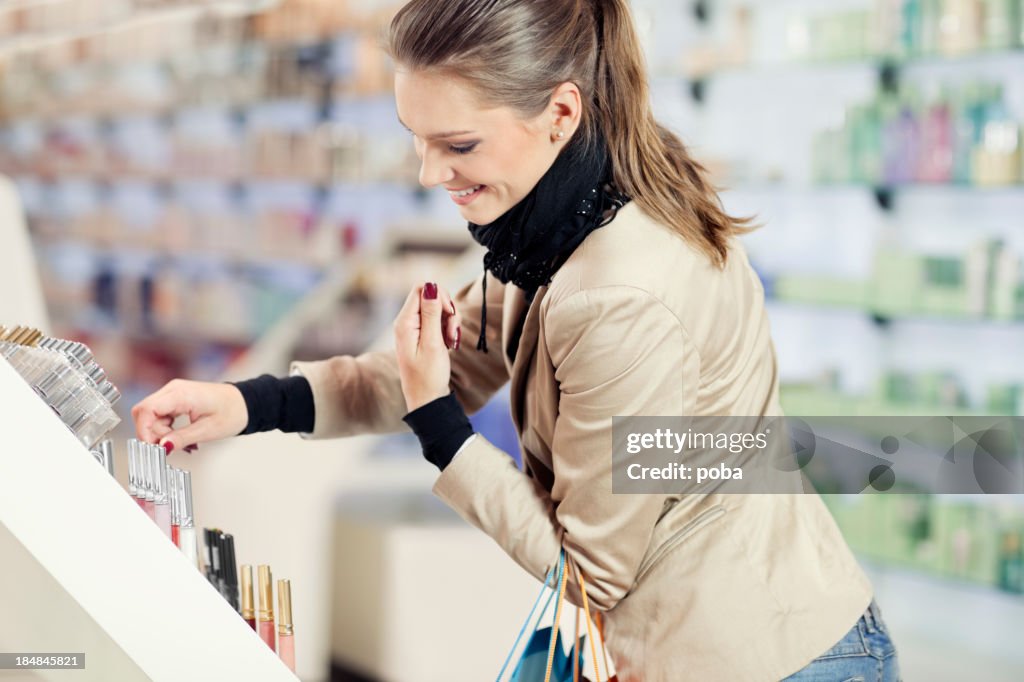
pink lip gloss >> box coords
[177,470,199,570]
[277,579,295,673]
[258,565,276,651]
[169,464,180,547]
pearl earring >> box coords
[554,130,565,140]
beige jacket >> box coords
[292,202,873,681]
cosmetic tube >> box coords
[142,444,156,522]
[277,579,295,672]
[203,529,216,583]
[93,440,114,478]
[215,533,230,603]
[178,470,199,570]
[152,447,172,539]
[258,565,276,651]
[169,465,180,548]
[127,440,137,499]
[223,534,239,612]
[211,532,224,597]
[130,441,148,510]
[241,565,256,630]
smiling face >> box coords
[394,68,580,225]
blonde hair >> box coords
[385,0,754,266]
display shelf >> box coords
[29,232,335,272]
[721,181,1024,195]
[686,46,1024,81]
[766,298,1024,329]
[0,357,297,681]
[0,2,255,57]
[779,385,993,418]
[10,172,420,198]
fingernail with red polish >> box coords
[185,445,197,453]
[455,327,461,350]
[424,282,438,300]
[162,441,174,455]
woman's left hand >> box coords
[394,282,462,412]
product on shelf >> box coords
[258,564,276,652]
[781,368,1023,416]
[813,81,1022,187]
[89,438,116,477]
[126,438,201,560]
[177,469,199,569]
[170,462,181,546]
[767,239,1024,323]
[999,530,1024,592]
[786,0,1023,62]
[277,579,296,673]
[241,564,257,630]
[822,494,1024,593]
[0,325,121,448]
[106,504,297,650]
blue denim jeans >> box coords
[781,599,901,682]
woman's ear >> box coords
[549,81,583,141]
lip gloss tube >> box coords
[203,529,216,583]
[258,565,276,651]
[142,444,156,522]
[127,440,137,499]
[277,579,295,672]
[210,531,224,596]
[152,447,172,539]
[130,442,147,510]
[93,440,115,477]
[215,533,230,602]
[222,534,239,612]
[241,565,256,630]
[178,470,199,570]
[169,465,180,548]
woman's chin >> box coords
[459,202,505,225]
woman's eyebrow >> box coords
[397,116,476,140]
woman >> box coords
[133,1,900,679]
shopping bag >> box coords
[510,625,584,681]
[496,550,615,682]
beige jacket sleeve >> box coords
[433,286,699,611]
[289,273,511,439]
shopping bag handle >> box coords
[496,549,613,682]
[565,556,605,682]
[495,551,565,682]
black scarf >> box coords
[467,131,630,353]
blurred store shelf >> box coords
[686,47,1024,80]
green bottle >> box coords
[984,0,1018,49]
[919,0,944,54]
[998,531,1024,592]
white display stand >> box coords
[0,358,297,682]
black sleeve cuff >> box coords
[231,374,315,436]
[402,392,475,471]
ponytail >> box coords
[590,0,754,266]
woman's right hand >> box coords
[131,379,248,453]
